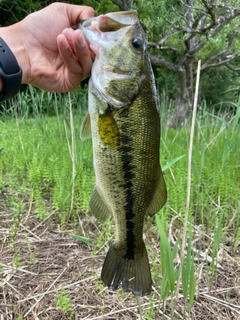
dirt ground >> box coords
[0,209,240,320]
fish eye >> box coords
[131,38,143,49]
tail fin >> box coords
[101,243,152,296]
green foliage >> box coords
[1,87,239,231]
[59,0,119,15]
[156,214,180,301]
[133,0,240,107]
[182,238,195,307]
[161,104,240,229]
[133,0,181,42]
[94,218,112,252]
[200,67,240,107]
[1,0,239,107]
[210,210,223,277]
[12,249,22,269]
[0,89,94,225]
[1,0,240,111]
[0,0,45,26]
[0,0,119,27]
[1,84,88,118]
[81,0,119,15]
[71,234,93,245]
[156,213,196,316]
[93,276,106,297]
[56,286,74,315]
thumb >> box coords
[65,5,94,26]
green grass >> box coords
[161,109,240,230]
[1,93,239,228]
[0,94,94,224]
[0,89,240,317]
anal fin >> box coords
[89,185,111,223]
[147,168,167,216]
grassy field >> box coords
[0,89,239,319]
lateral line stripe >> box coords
[120,131,135,260]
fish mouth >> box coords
[79,11,139,57]
[79,10,138,32]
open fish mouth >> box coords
[79,10,138,32]
[79,11,139,54]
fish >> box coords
[79,10,167,296]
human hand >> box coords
[1,3,94,92]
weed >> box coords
[93,277,105,297]
[182,238,195,312]
[156,214,180,311]
[70,233,93,245]
[12,249,22,269]
[94,219,113,253]
[56,286,74,317]
[143,294,156,319]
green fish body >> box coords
[80,11,167,296]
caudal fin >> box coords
[101,243,152,296]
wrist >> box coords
[0,23,30,84]
[0,76,3,91]
[0,36,23,101]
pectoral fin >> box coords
[89,185,112,222]
[80,112,91,141]
[147,168,167,216]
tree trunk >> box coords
[112,0,134,11]
[167,72,192,128]
[167,52,195,128]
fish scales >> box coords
[79,10,167,296]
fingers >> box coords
[61,28,75,50]
[57,29,94,90]
[73,29,94,76]
[62,28,94,78]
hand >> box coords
[0,3,94,93]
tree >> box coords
[112,0,240,127]
[0,0,45,26]
[0,0,119,26]
[2,0,240,126]
[112,0,133,11]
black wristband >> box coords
[0,37,22,102]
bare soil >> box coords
[0,209,240,320]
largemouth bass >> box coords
[79,11,167,296]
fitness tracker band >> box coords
[0,37,22,102]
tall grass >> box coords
[161,103,240,229]
[1,86,239,236]
[0,88,94,225]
